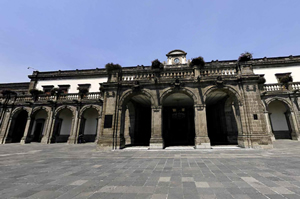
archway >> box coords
[205,89,240,145]
[120,93,152,146]
[268,100,292,139]
[78,108,99,143]
[162,92,195,147]
[29,109,48,142]
[52,108,73,143]
[7,110,28,143]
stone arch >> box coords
[160,87,198,105]
[203,85,242,106]
[80,105,102,118]
[119,88,156,108]
[265,97,293,112]
[54,105,76,117]
[11,106,32,118]
[32,106,51,117]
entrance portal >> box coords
[8,110,28,143]
[206,90,239,145]
[162,93,195,147]
[121,93,151,146]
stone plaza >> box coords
[1,140,300,199]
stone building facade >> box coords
[1,50,300,149]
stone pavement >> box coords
[1,141,300,199]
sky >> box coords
[0,0,300,83]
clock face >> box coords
[174,58,179,63]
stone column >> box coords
[0,110,12,144]
[290,111,300,140]
[41,109,54,144]
[264,111,275,141]
[124,108,131,145]
[149,106,163,149]
[95,115,102,144]
[20,116,32,144]
[194,104,210,149]
[67,112,79,144]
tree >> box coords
[190,56,205,68]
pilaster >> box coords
[194,104,211,149]
[149,106,163,149]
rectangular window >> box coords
[104,115,113,128]
[253,114,258,120]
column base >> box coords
[195,136,211,149]
[195,143,211,149]
[97,136,114,148]
[149,143,163,149]
[149,137,163,149]
[41,136,50,144]
[238,135,273,149]
[67,137,77,144]
[20,136,30,144]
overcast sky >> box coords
[0,0,300,83]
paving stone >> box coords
[0,141,299,199]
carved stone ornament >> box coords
[131,81,141,92]
[171,78,184,90]
[215,76,224,87]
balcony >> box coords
[0,92,102,105]
[262,82,300,92]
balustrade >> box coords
[200,67,236,76]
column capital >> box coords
[151,106,162,112]
[194,104,205,110]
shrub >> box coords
[50,88,62,96]
[151,59,163,69]
[190,56,205,68]
[105,63,122,73]
[258,76,266,84]
[279,75,293,84]
[238,52,253,62]
[1,90,17,97]
[29,89,44,96]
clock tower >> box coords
[166,49,188,66]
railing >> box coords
[14,95,32,102]
[200,67,237,76]
[122,70,195,81]
[0,92,102,105]
[290,82,300,90]
[122,73,156,81]
[262,82,300,92]
[263,84,284,91]
[85,92,101,100]
[160,71,194,79]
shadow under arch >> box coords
[28,106,50,143]
[266,99,295,139]
[204,86,242,145]
[78,105,102,143]
[119,89,154,148]
[161,88,195,147]
[51,106,76,143]
[7,107,31,143]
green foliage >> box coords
[258,76,266,84]
[279,75,293,84]
[238,52,253,62]
[29,89,44,96]
[77,87,89,95]
[190,56,205,68]
[1,90,16,97]
[151,59,163,69]
[105,63,122,73]
[50,88,62,96]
